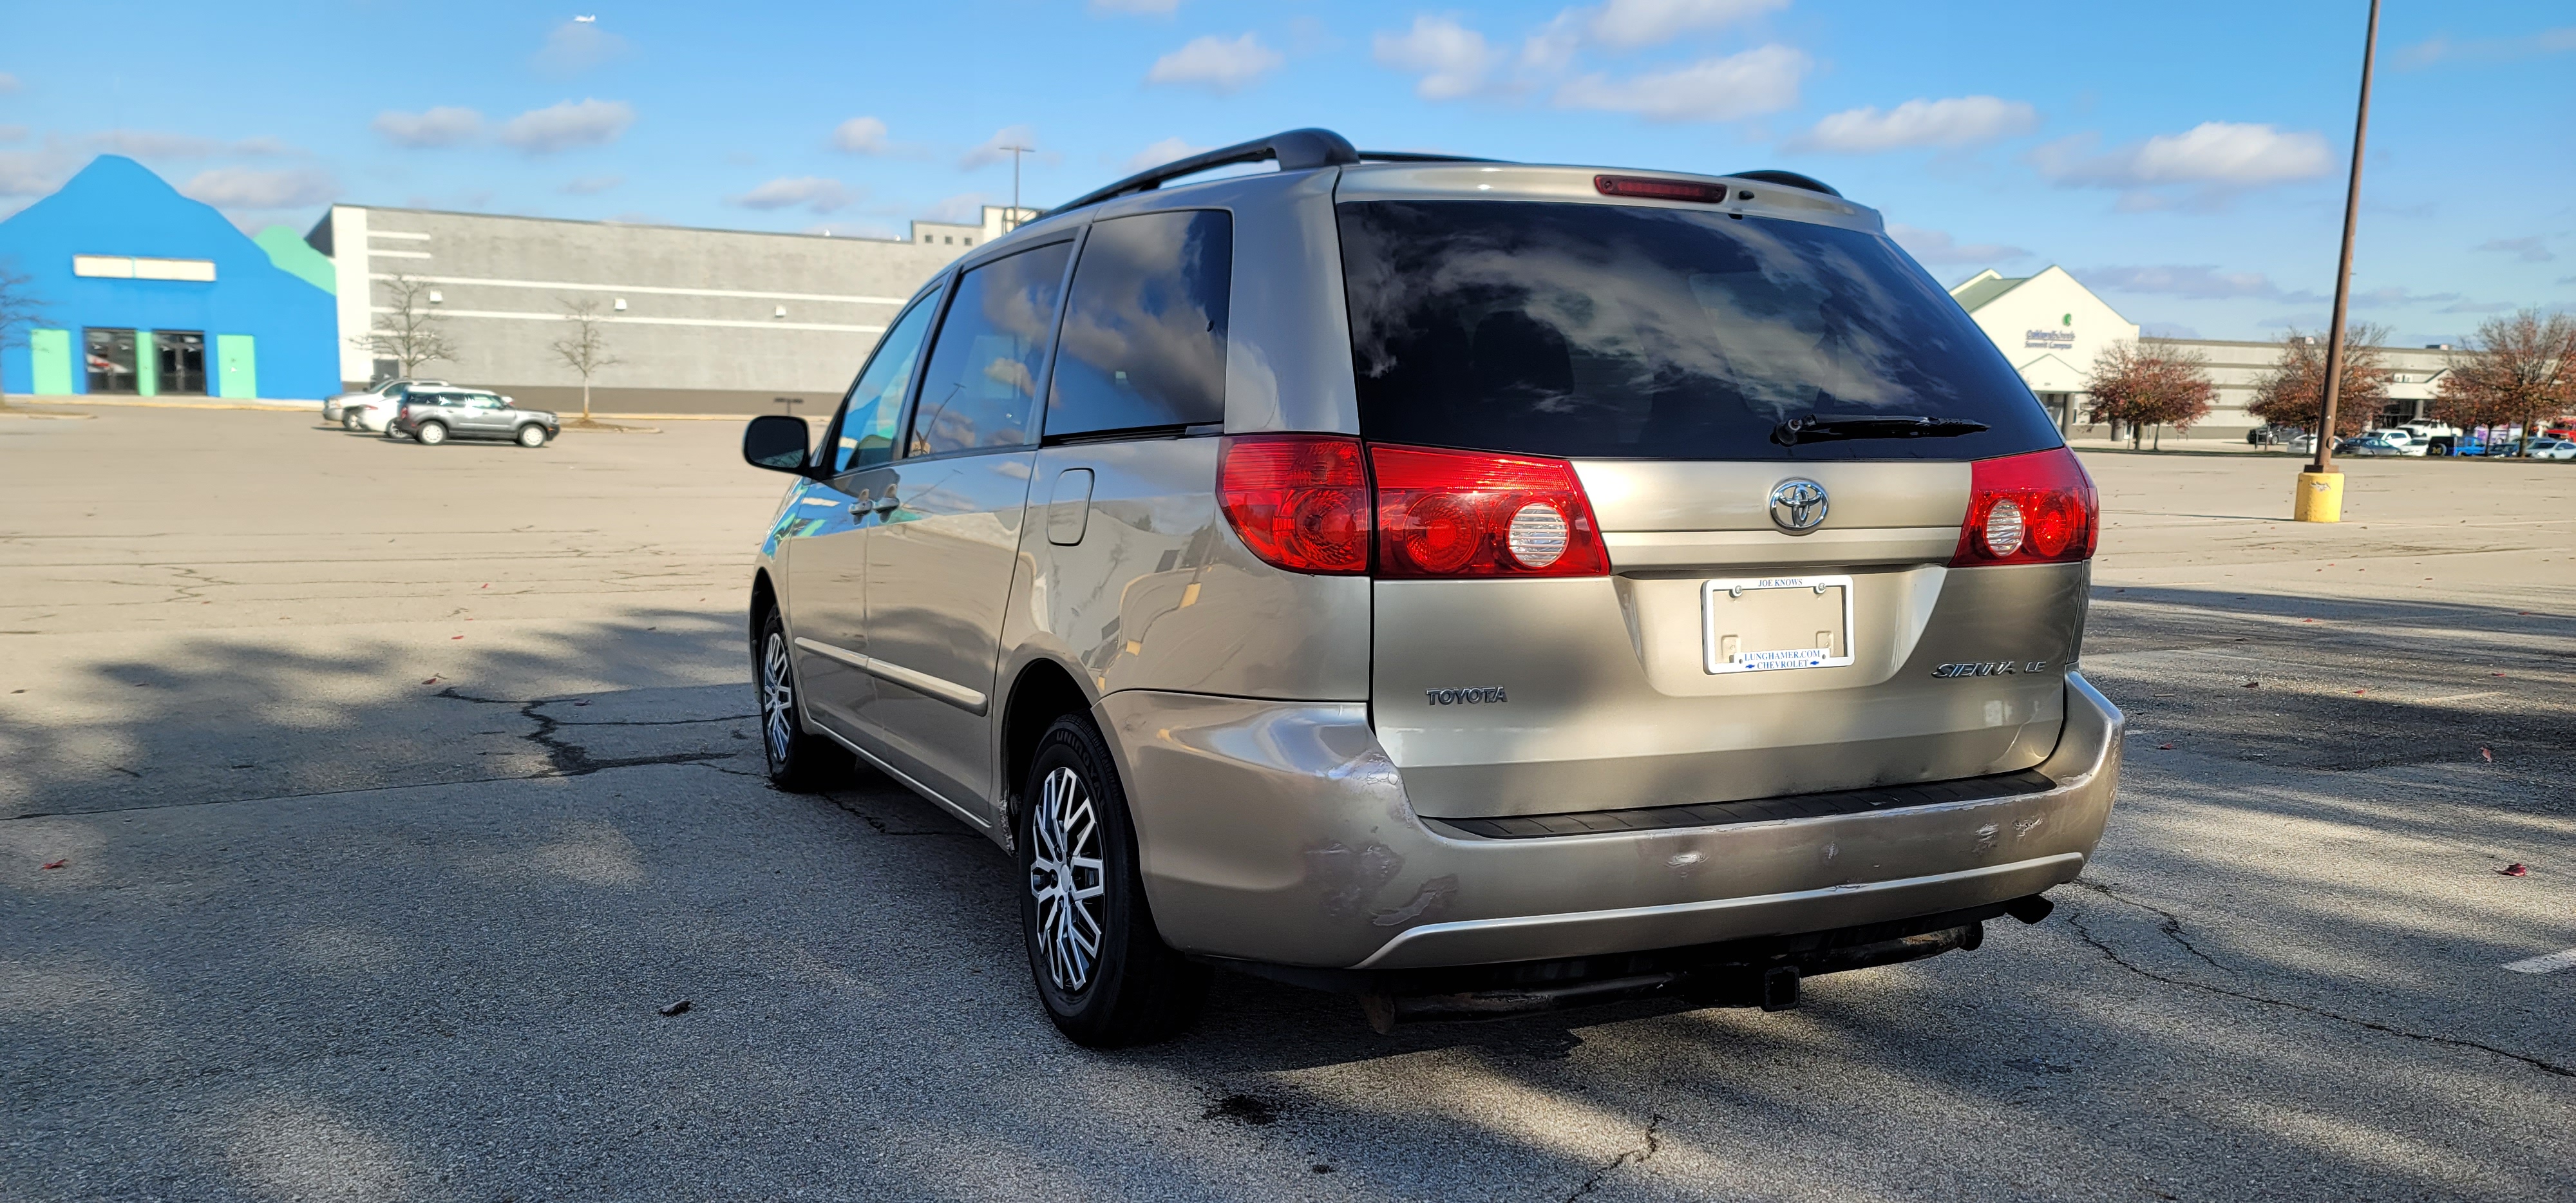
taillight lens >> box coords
[1218,435,1370,574]
[1953,447,2097,566]
[1371,444,1609,578]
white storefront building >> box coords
[1951,266,2467,441]
[1948,267,2139,433]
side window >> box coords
[1046,210,1232,439]
[830,285,946,474]
[906,242,1074,457]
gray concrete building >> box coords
[2136,337,2459,440]
[305,205,1029,415]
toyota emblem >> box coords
[1769,479,1828,533]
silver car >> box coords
[327,377,447,425]
[387,388,558,447]
[741,129,2123,1047]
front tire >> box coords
[415,421,448,446]
[754,610,846,791]
[343,410,363,431]
[517,424,550,448]
[1019,714,1208,1047]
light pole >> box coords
[999,144,1033,232]
[2297,0,2382,523]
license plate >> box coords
[1701,575,1855,674]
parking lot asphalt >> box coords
[4,407,2571,1202]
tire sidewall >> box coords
[518,424,548,448]
[1018,717,1151,1036]
[417,421,446,445]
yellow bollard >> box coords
[2293,471,2344,522]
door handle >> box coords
[869,494,900,514]
[848,493,899,519]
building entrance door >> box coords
[84,329,138,394]
[216,335,258,399]
[155,331,207,394]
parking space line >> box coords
[2502,948,2576,974]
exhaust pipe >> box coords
[2003,895,2056,925]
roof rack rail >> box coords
[1047,129,1508,216]
[1725,169,1842,198]
[1051,128,1360,215]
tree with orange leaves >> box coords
[2085,341,2215,450]
[2431,308,2576,451]
[2246,322,2392,437]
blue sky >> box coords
[1,0,2569,343]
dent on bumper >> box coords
[1099,673,2125,971]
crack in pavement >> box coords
[2067,879,2231,974]
[2061,902,2575,1081]
[433,687,737,777]
[820,788,969,837]
[1564,1112,1661,1202]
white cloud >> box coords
[960,126,1038,171]
[372,107,483,149]
[2349,286,2464,310]
[0,73,19,95]
[731,176,858,213]
[0,149,69,196]
[498,99,634,154]
[1090,0,1182,13]
[1127,137,1211,171]
[1553,44,1808,121]
[2032,122,2332,194]
[1375,15,1501,100]
[180,167,339,211]
[533,19,633,75]
[1587,0,1788,49]
[1886,223,2031,266]
[832,116,891,155]
[2079,264,2324,303]
[1147,33,1283,94]
[0,126,23,145]
[2474,236,2555,263]
[2396,26,2576,69]
[560,175,623,195]
[1793,96,2038,153]
[89,130,296,158]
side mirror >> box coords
[744,414,814,473]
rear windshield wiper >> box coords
[1772,413,1991,446]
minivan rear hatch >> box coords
[1337,171,2089,821]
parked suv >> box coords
[390,389,559,447]
[739,129,2124,1047]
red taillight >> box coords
[1216,437,1613,578]
[1372,444,1609,578]
[1217,435,1370,574]
[1952,447,2098,567]
[1594,175,1730,204]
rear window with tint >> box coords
[1337,200,2061,461]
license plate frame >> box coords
[1701,574,1856,675]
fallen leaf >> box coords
[422,677,439,685]
[659,1000,692,1017]
[2500,863,2528,877]
[2480,747,2494,762]
[2302,618,2316,623]
[480,583,489,589]
[2157,743,2176,750]
[2353,688,2367,694]
[41,859,66,870]
[2492,672,2506,677]
[2242,681,2260,688]
[451,635,464,640]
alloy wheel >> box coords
[760,632,797,767]
[1028,766,1106,994]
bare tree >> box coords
[352,275,459,377]
[2246,321,2392,438]
[0,258,50,408]
[547,298,623,424]
[2085,341,2215,450]
[2431,308,2576,451]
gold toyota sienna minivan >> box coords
[739,129,2123,1047]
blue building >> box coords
[0,156,339,401]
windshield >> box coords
[1336,200,2062,461]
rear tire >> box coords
[517,424,550,448]
[754,610,846,791]
[343,410,362,431]
[1019,714,1208,1047]
[415,421,448,446]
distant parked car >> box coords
[2365,428,2430,457]
[325,378,448,424]
[2344,433,2410,457]
[2524,437,2575,461]
[388,389,558,447]
[2246,424,2302,447]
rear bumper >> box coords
[1101,672,2123,971]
